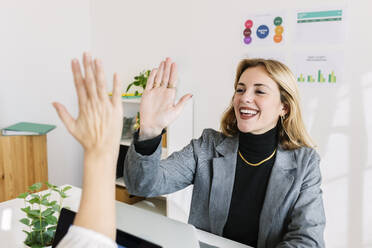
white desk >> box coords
[0,185,250,248]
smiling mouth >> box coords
[239,108,259,119]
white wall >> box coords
[91,0,372,247]
[0,0,91,187]
[2,0,371,247]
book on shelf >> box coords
[1,122,56,136]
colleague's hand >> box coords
[139,58,192,140]
[53,52,123,156]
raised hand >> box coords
[139,57,192,140]
[53,52,123,157]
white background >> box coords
[0,0,371,247]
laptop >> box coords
[52,208,161,248]
[53,202,200,248]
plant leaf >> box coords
[33,219,48,230]
[126,83,134,92]
[40,199,49,206]
[62,186,72,192]
[52,188,60,194]
[45,215,57,225]
[18,192,29,199]
[42,208,54,217]
[28,197,40,205]
[28,182,42,192]
[21,206,31,214]
[28,209,41,218]
[41,193,51,200]
[19,218,30,226]
[59,191,68,198]
[45,181,57,189]
[47,225,57,231]
[52,204,60,212]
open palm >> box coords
[139,58,192,140]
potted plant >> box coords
[17,182,71,248]
[125,70,151,96]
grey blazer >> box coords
[123,129,325,248]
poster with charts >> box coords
[293,51,344,86]
[294,8,347,44]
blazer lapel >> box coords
[257,146,296,247]
[209,135,238,235]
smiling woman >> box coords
[124,57,325,248]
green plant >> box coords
[18,182,71,248]
[126,70,151,96]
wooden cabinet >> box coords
[0,135,48,202]
[115,185,144,205]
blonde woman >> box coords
[124,58,325,247]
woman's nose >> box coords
[241,91,253,103]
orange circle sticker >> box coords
[274,35,282,43]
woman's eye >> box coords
[236,88,244,93]
[256,90,265,94]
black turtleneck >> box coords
[223,125,278,247]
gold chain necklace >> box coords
[238,148,277,166]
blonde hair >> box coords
[220,58,315,150]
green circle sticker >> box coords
[274,17,282,26]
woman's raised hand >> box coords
[53,52,123,158]
[139,58,192,140]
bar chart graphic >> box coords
[293,51,343,86]
[297,70,337,83]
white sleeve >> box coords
[56,225,117,248]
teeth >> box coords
[240,109,257,115]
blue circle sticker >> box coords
[256,25,269,39]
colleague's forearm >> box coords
[73,151,117,240]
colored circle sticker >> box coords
[275,26,284,35]
[243,28,252,37]
[245,20,253,28]
[274,17,283,26]
[256,25,269,39]
[244,36,252,44]
[274,34,282,43]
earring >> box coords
[280,115,285,126]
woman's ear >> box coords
[281,103,289,117]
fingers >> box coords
[52,102,76,135]
[174,94,193,115]
[83,52,98,100]
[153,61,164,88]
[168,63,178,88]
[145,68,157,91]
[112,73,123,106]
[161,57,172,87]
[71,59,87,107]
[94,58,108,100]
